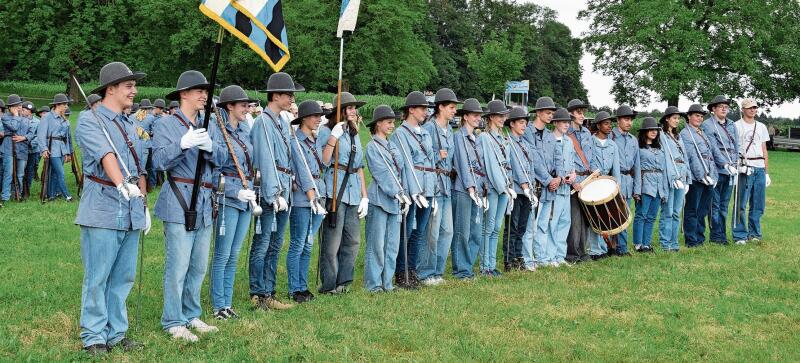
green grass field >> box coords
[0,119,798,361]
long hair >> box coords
[135,108,148,121]
[638,129,661,149]
[661,120,680,139]
[325,104,359,136]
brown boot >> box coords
[263,295,293,310]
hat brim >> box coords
[484,109,511,116]
[90,72,146,94]
[687,110,708,116]
[336,101,367,109]
[552,117,572,122]
[49,99,74,106]
[659,112,686,123]
[567,104,590,111]
[707,101,731,111]
[290,111,324,125]
[615,112,638,119]
[456,108,484,116]
[217,97,259,107]
[165,83,211,100]
[435,99,464,105]
[400,103,429,110]
[365,115,398,128]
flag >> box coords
[337,0,360,38]
[200,0,290,72]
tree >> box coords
[580,0,800,107]
[466,37,525,99]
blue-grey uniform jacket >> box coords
[251,108,293,205]
[568,124,592,184]
[153,110,227,228]
[452,127,486,196]
[210,118,254,212]
[508,134,537,194]
[479,129,512,195]
[366,137,407,215]
[290,128,326,208]
[588,136,622,183]
[391,121,436,198]
[2,115,35,158]
[611,128,638,199]
[36,112,73,157]
[537,134,574,201]
[680,125,719,183]
[316,124,364,206]
[633,145,668,199]
[74,105,147,231]
[422,118,454,197]
[702,117,739,176]
[661,132,692,186]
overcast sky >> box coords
[524,0,800,118]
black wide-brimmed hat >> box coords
[552,108,572,122]
[401,91,429,110]
[592,111,615,124]
[0,99,5,110]
[457,98,484,116]
[686,104,707,116]
[217,85,257,107]
[291,100,325,125]
[49,93,72,106]
[87,93,102,107]
[22,101,35,112]
[266,72,303,93]
[166,70,210,100]
[333,92,366,109]
[91,62,146,94]
[434,88,462,105]
[659,106,685,123]
[6,94,23,107]
[153,99,166,109]
[37,105,50,114]
[614,105,637,118]
[139,99,153,109]
[532,96,557,111]
[567,98,590,111]
[706,95,730,111]
[367,104,399,127]
[504,106,530,126]
[639,117,660,130]
[169,100,179,109]
[484,99,510,116]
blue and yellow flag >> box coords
[200,0,290,72]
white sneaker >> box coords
[188,318,218,333]
[549,261,561,267]
[524,264,536,272]
[735,240,747,245]
[167,326,198,342]
[433,277,445,285]
[421,277,438,286]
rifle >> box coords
[68,137,83,196]
[39,137,52,203]
[212,108,262,216]
[326,131,356,228]
[11,136,20,201]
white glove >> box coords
[469,190,483,209]
[116,182,142,201]
[483,196,490,212]
[506,198,514,215]
[506,187,517,200]
[725,164,737,175]
[412,194,429,209]
[673,179,686,190]
[431,198,439,217]
[765,174,771,187]
[525,188,539,208]
[523,187,532,200]
[237,189,256,203]
[144,206,152,235]
[197,131,213,152]
[292,124,299,132]
[358,197,369,219]
[311,199,327,215]
[395,193,406,206]
[180,127,208,150]
[272,196,288,212]
[331,122,345,139]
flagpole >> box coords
[332,35,345,213]
[186,27,224,231]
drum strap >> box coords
[567,133,590,170]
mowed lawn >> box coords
[0,124,798,361]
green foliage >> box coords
[580,0,800,107]
[466,38,525,98]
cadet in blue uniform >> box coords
[565,99,593,263]
[287,100,327,303]
[478,100,515,276]
[587,111,622,260]
[37,93,75,201]
[503,106,539,271]
[248,72,297,309]
[534,108,576,267]
[20,102,38,199]
[681,104,718,247]
[523,97,557,269]
[611,105,639,255]
[391,91,435,288]
[317,91,369,293]
[632,117,668,252]
[364,105,411,292]
[419,88,458,285]
[659,106,691,251]
[450,98,487,280]
[75,62,149,355]
[702,95,739,244]
[154,70,227,341]
[208,85,258,319]
[1,95,26,202]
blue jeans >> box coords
[615,198,633,253]
[419,195,453,279]
[710,174,733,242]
[521,202,538,267]
[48,156,71,199]
[450,190,483,279]
[24,153,39,192]
[248,206,289,296]
[397,203,432,274]
[287,206,324,294]
[79,227,139,347]
[1,152,12,201]
[684,181,713,247]
[659,187,686,250]
[363,206,401,291]
[481,191,508,271]
[210,206,251,310]
[535,195,570,263]
[732,168,766,241]
[161,222,212,329]
[633,194,661,248]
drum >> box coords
[578,176,631,236]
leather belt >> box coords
[435,168,455,178]
[414,166,436,173]
[172,176,213,189]
[621,169,633,176]
[276,166,294,176]
[576,171,592,176]
[474,170,486,177]
[335,164,360,174]
[641,169,663,173]
[88,175,115,187]
[48,136,67,142]
[675,159,685,164]
[222,171,253,181]
[747,157,764,160]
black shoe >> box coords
[109,338,143,352]
[214,309,231,320]
[290,292,309,303]
[590,253,608,261]
[616,250,631,256]
[301,290,315,301]
[607,246,617,255]
[83,343,109,356]
[225,307,240,319]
